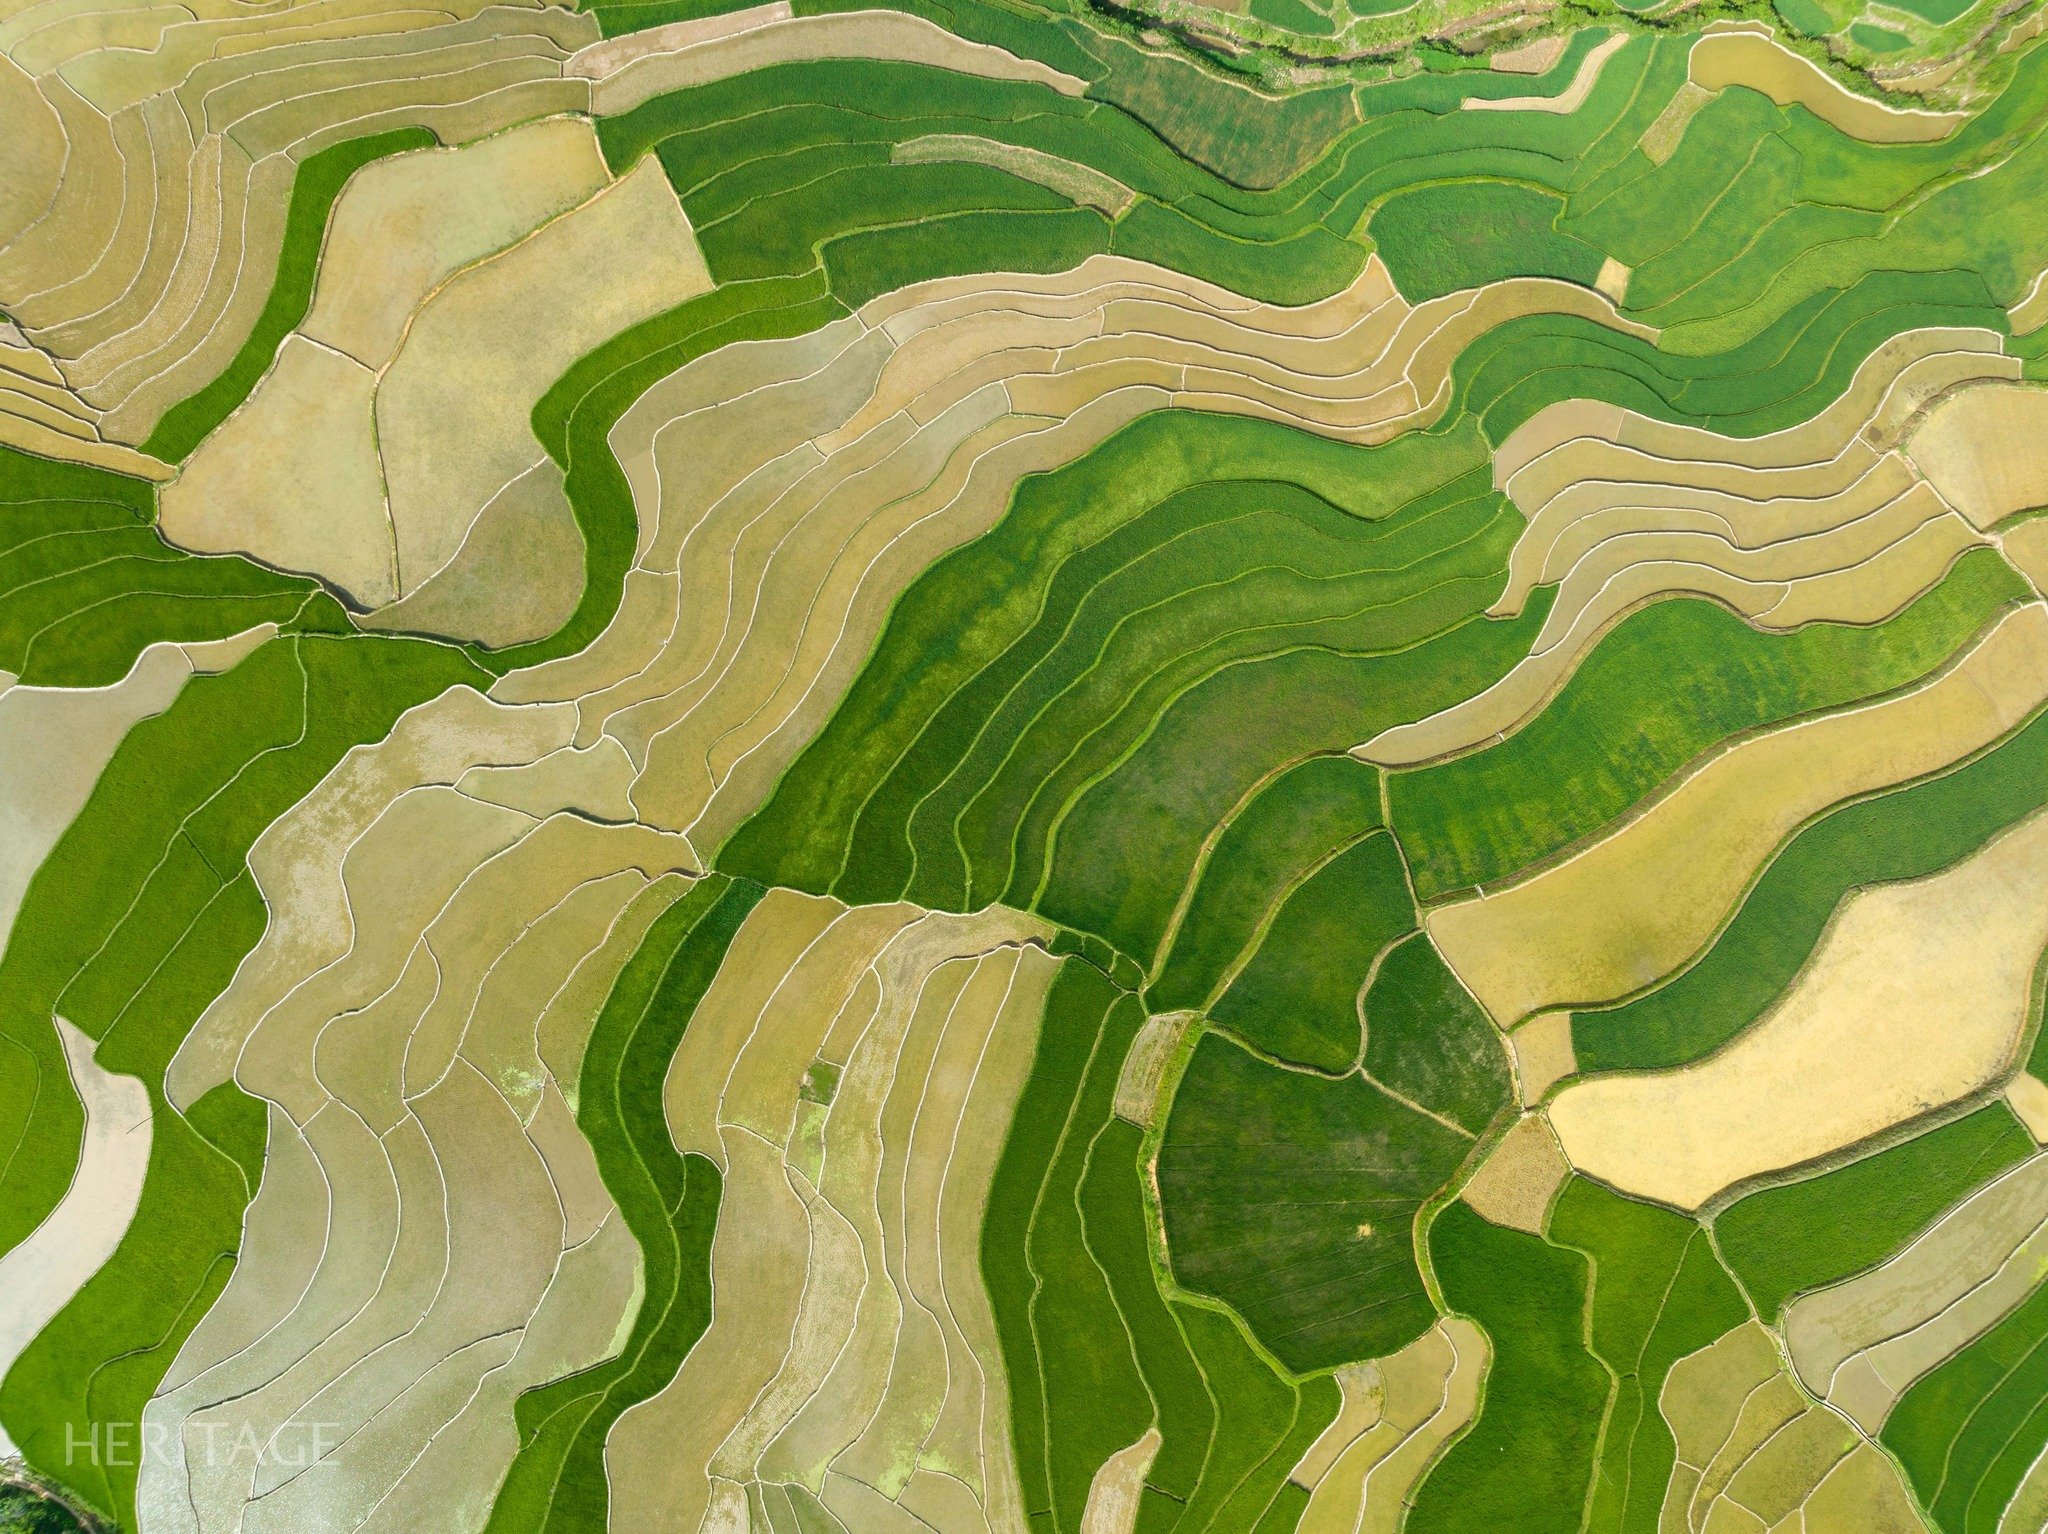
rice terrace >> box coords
[6,0,2048,1524]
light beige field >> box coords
[896,134,1137,215]
[1114,1012,1194,1126]
[1294,1317,1489,1534]
[162,138,707,633]
[0,1017,151,1456]
[1549,805,2048,1209]
[1783,1151,2048,1430]
[1659,1320,1921,1533]
[137,669,703,1533]
[301,116,608,369]
[2008,1073,2048,1141]
[1465,32,1627,114]
[2004,516,2048,598]
[376,155,711,600]
[1081,1428,1162,1534]
[1460,1112,1569,1234]
[0,623,270,953]
[359,458,586,649]
[1640,80,1713,165]
[1689,25,1966,143]
[1490,33,1566,73]
[1429,602,2048,1028]
[1907,381,2048,528]
[0,0,601,453]
[160,336,393,606]
[1512,1010,1576,1104]
[606,893,1057,1532]
[1360,326,2016,768]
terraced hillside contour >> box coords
[6,3,2048,1534]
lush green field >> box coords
[1157,1030,1467,1372]
[1407,1202,1608,1532]
[1549,1179,1751,1532]
[1361,934,1509,1137]
[1146,754,1384,1013]
[0,447,331,687]
[981,956,1342,1530]
[1886,1271,2048,1533]
[1206,832,1413,1072]
[1370,182,1607,301]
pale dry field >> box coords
[2012,267,2048,336]
[1490,34,1567,74]
[1464,32,1627,115]
[1548,805,2048,1209]
[2007,1073,2048,1140]
[1080,1428,1162,1534]
[604,890,1056,1533]
[0,0,599,455]
[1511,1011,1576,1104]
[1429,602,2048,1027]
[163,137,709,637]
[138,675,698,1533]
[1659,1320,1922,1533]
[1294,1318,1489,1534]
[2004,516,2048,598]
[895,134,1137,216]
[1459,1112,1569,1234]
[0,1017,151,1456]
[1784,1152,2048,1431]
[302,116,609,369]
[1113,1011,1194,1126]
[1906,381,2048,529]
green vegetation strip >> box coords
[719,411,1539,961]
[1391,547,2028,900]
[1548,1179,1750,1534]
[0,446,327,687]
[592,31,2048,353]
[1408,1202,1608,1532]
[488,873,761,1534]
[1361,933,1509,1138]
[1886,1264,2048,1534]
[982,957,1340,1532]
[1207,833,1412,1073]
[1369,182,1607,302]
[1409,1183,1747,1531]
[1714,1102,2035,1319]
